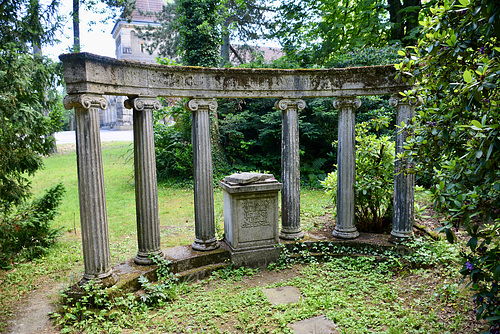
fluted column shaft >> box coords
[390,95,423,240]
[185,98,219,251]
[332,97,361,239]
[63,94,114,286]
[125,97,164,264]
[276,99,305,240]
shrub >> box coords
[460,220,500,329]
[322,117,394,232]
[0,183,65,269]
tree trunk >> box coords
[221,19,231,66]
[388,0,403,41]
[403,0,422,44]
[73,0,80,52]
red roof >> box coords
[131,0,166,22]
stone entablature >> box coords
[60,53,410,99]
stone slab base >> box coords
[228,245,281,268]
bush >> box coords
[460,220,500,329]
[322,117,394,232]
[0,183,65,269]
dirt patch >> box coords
[5,283,62,334]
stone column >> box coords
[332,97,361,239]
[185,98,220,251]
[125,97,164,264]
[63,94,115,286]
[389,94,423,241]
[275,99,306,240]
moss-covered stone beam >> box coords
[59,53,412,99]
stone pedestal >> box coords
[63,94,115,286]
[220,173,282,266]
[276,99,305,240]
[332,97,361,239]
[389,95,423,241]
[185,98,220,251]
[125,97,164,264]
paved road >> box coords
[55,129,134,145]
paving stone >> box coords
[262,286,302,305]
[289,315,339,334]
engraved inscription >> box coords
[242,199,271,228]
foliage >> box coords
[53,254,180,332]
[154,102,194,181]
[271,0,423,65]
[0,184,65,269]
[322,117,395,232]
[0,47,64,213]
[397,0,500,328]
[138,255,179,306]
[460,220,500,329]
[176,0,223,67]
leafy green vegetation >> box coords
[397,0,500,329]
[322,117,395,232]
[50,236,476,334]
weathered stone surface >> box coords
[63,94,114,284]
[126,97,163,265]
[332,97,361,239]
[390,95,423,241]
[262,286,302,305]
[220,175,281,252]
[185,98,219,251]
[277,99,305,240]
[289,315,339,334]
[59,53,412,98]
[224,172,274,185]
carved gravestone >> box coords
[220,172,282,267]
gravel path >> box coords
[55,129,133,145]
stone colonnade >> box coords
[60,53,417,285]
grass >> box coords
[0,143,482,333]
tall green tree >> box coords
[177,0,223,66]
[0,0,63,212]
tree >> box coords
[220,0,272,65]
[271,0,425,65]
[176,0,223,66]
[0,0,63,212]
[0,0,66,267]
[398,0,499,327]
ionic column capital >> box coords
[184,98,218,112]
[333,97,361,110]
[274,99,306,111]
[124,97,161,111]
[63,94,107,110]
[389,94,423,107]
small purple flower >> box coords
[466,261,473,270]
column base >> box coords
[279,228,304,240]
[389,230,412,244]
[192,237,220,251]
[332,226,359,239]
[134,249,164,265]
[80,269,116,288]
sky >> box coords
[44,1,117,61]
